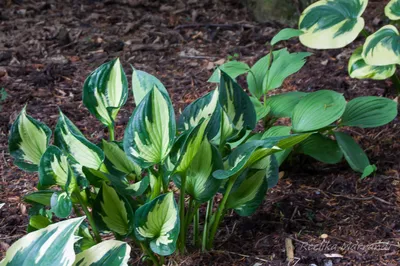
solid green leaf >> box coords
[123,88,176,168]
[131,67,168,105]
[249,96,270,120]
[299,0,368,49]
[102,140,141,177]
[50,192,72,218]
[24,191,54,206]
[135,193,179,256]
[385,0,400,20]
[55,111,104,170]
[292,90,346,132]
[208,61,250,83]
[73,240,131,266]
[361,164,377,179]
[348,47,396,80]
[362,25,400,66]
[341,96,398,128]
[83,58,128,127]
[93,183,134,236]
[271,28,304,46]
[28,215,51,231]
[8,107,51,172]
[266,91,307,118]
[0,217,84,266]
[298,133,343,164]
[334,131,370,173]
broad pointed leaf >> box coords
[271,28,304,46]
[298,133,343,164]
[362,25,400,66]
[208,61,250,83]
[131,67,168,105]
[123,88,176,168]
[50,192,72,218]
[55,111,104,170]
[8,107,51,172]
[73,240,131,266]
[299,0,368,49]
[93,183,134,236]
[292,90,346,132]
[249,96,270,120]
[348,47,396,80]
[24,191,54,206]
[261,126,292,165]
[102,140,141,177]
[83,58,128,127]
[266,91,307,118]
[0,217,84,266]
[28,215,51,231]
[135,193,179,256]
[385,0,400,20]
[341,96,398,128]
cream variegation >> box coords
[299,0,368,49]
[385,0,400,20]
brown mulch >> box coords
[0,0,399,265]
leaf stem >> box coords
[193,207,200,247]
[74,191,101,243]
[140,243,160,266]
[179,172,187,253]
[207,174,239,249]
[202,198,213,251]
[108,125,115,141]
[361,29,369,38]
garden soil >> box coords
[0,0,399,265]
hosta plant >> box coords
[5,59,311,265]
[277,0,400,94]
[210,31,398,178]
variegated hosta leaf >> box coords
[218,70,256,136]
[102,140,141,177]
[131,67,168,105]
[0,217,84,266]
[83,58,128,127]
[55,111,104,170]
[261,126,292,166]
[185,140,223,203]
[135,193,179,256]
[226,156,278,216]
[50,191,72,218]
[362,25,400,66]
[349,47,396,80]
[123,88,176,168]
[177,90,219,131]
[39,145,77,192]
[213,134,311,180]
[385,0,400,20]
[73,240,131,266]
[174,119,209,173]
[8,107,51,172]
[299,0,368,49]
[93,183,134,236]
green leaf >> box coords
[50,192,72,218]
[185,140,224,203]
[39,145,77,192]
[262,50,311,92]
[266,91,307,118]
[0,217,84,266]
[102,140,141,177]
[218,70,257,133]
[24,191,54,206]
[348,47,396,80]
[208,61,250,83]
[271,28,304,46]
[298,133,343,164]
[123,88,176,168]
[385,0,400,20]
[334,131,370,173]
[249,96,270,120]
[28,215,51,231]
[361,164,377,179]
[341,96,398,128]
[292,90,346,132]
[73,240,131,266]
[135,193,179,256]
[55,111,104,170]
[362,25,400,66]
[299,0,368,49]
[93,183,134,236]
[177,90,219,132]
[8,107,51,172]
[226,155,278,216]
[261,126,292,165]
[77,223,96,251]
[131,67,169,105]
[83,58,128,127]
